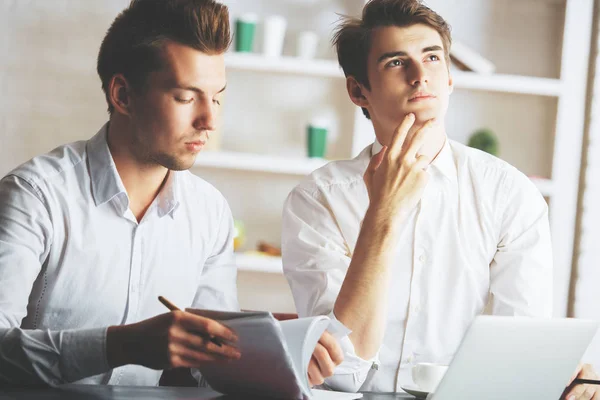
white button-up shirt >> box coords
[0,124,238,386]
[282,139,552,393]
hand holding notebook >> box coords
[186,309,362,400]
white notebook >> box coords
[187,309,362,400]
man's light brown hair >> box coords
[333,0,452,119]
[97,0,231,114]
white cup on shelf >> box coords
[262,15,287,58]
[296,31,319,59]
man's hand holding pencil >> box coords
[105,296,241,371]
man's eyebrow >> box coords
[174,83,227,94]
[423,45,443,53]
[376,45,444,64]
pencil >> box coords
[573,378,600,385]
[158,296,223,347]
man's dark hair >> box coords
[333,0,452,119]
[97,0,231,114]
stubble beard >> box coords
[130,132,194,171]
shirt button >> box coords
[407,354,414,364]
[411,304,421,314]
[419,253,427,263]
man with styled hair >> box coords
[0,0,342,387]
[282,0,598,397]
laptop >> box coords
[431,316,598,400]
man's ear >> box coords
[108,74,133,116]
[448,74,454,95]
[347,76,370,108]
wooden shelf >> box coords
[225,52,563,97]
[193,151,328,175]
[236,253,282,274]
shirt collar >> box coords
[156,171,180,219]
[87,122,181,219]
[87,123,128,212]
[371,137,457,183]
[430,139,457,183]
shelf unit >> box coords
[530,177,554,198]
[200,51,563,199]
[194,151,327,175]
[225,52,343,78]
[236,253,283,274]
[225,52,564,97]
[194,151,554,196]
[193,0,595,317]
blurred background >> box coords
[1,0,599,368]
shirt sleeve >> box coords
[0,175,110,386]
[281,187,377,393]
[490,169,553,317]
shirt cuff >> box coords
[59,327,109,384]
[191,368,209,387]
[326,311,380,374]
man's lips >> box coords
[409,93,436,102]
[185,140,206,152]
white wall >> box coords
[0,0,127,176]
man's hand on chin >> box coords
[308,331,345,387]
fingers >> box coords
[317,331,344,366]
[168,344,234,368]
[566,364,600,400]
[387,113,416,159]
[565,385,582,400]
[307,357,325,387]
[570,364,584,384]
[367,146,387,175]
[565,383,598,400]
[308,334,344,387]
[179,312,238,343]
[582,363,599,380]
[364,146,387,190]
[164,312,241,368]
[414,154,432,171]
[311,342,337,380]
[584,387,597,400]
[271,312,298,321]
[175,328,241,360]
[566,385,595,400]
[404,118,437,161]
[582,386,596,400]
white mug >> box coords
[411,363,448,392]
[262,15,287,57]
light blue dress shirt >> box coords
[0,124,238,386]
